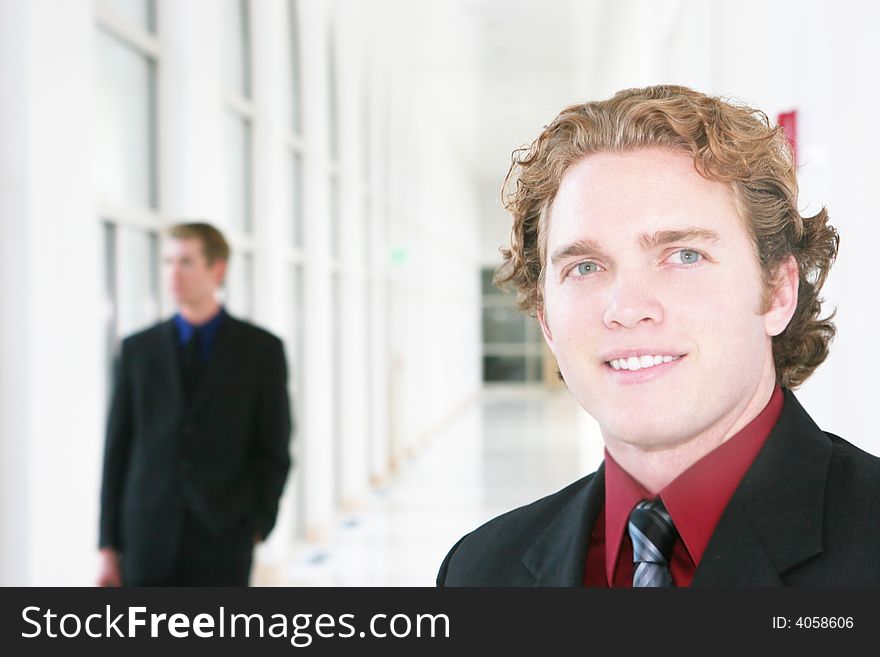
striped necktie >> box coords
[628,498,678,587]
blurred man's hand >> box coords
[96,548,122,587]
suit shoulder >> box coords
[815,431,880,575]
[825,432,880,464]
[440,472,596,585]
[120,320,170,351]
[825,431,880,492]
[228,315,284,348]
[467,473,596,539]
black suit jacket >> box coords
[438,389,880,586]
[99,313,292,583]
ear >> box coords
[213,260,228,288]
[537,305,556,351]
[764,254,799,337]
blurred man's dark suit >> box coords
[437,389,880,586]
[99,310,292,585]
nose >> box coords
[602,272,663,329]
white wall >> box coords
[479,181,512,268]
[0,0,104,585]
[814,0,880,454]
[687,0,878,454]
[0,0,33,587]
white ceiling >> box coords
[386,0,610,186]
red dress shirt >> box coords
[583,385,784,587]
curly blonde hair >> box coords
[496,85,839,389]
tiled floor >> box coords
[266,386,604,586]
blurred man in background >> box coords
[439,85,880,587]
[97,222,292,586]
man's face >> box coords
[164,237,225,307]
[539,148,790,451]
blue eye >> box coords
[677,249,701,265]
[575,261,601,276]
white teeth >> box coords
[608,354,681,371]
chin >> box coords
[582,394,690,441]
[604,421,685,451]
[581,383,676,410]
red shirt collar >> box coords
[602,385,784,586]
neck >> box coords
[177,299,221,326]
[603,360,777,494]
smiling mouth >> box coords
[605,354,684,372]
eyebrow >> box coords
[550,227,721,266]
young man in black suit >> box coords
[97,222,292,586]
[439,85,880,587]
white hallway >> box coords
[264,388,602,586]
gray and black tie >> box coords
[628,498,678,587]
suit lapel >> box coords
[159,320,185,403]
[522,464,605,586]
[692,389,831,586]
[690,497,784,585]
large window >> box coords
[225,251,254,319]
[221,0,251,98]
[287,0,307,538]
[287,0,306,424]
[327,29,340,163]
[95,29,157,208]
[222,111,253,237]
[291,152,304,248]
[102,223,160,388]
[102,0,156,32]
[329,174,341,258]
[327,26,344,507]
[481,268,545,383]
[96,0,162,381]
[221,0,255,317]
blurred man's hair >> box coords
[496,84,839,389]
[168,222,230,264]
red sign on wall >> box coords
[777,110,798,165]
